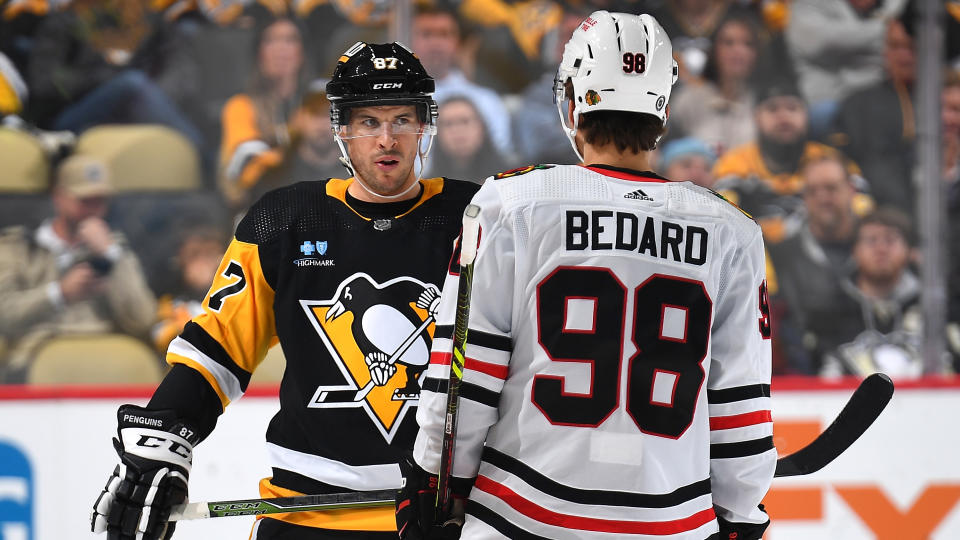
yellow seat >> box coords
[75,125,202,192]
[249,344,286,385]
[27,334,164,385]
[0,128,49,193]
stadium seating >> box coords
[0,127,48,191]
[26,334,164,385]
[0,128,52,229]
[74,124,202,192]
[73,124,228,293]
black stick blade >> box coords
[775,373,894,478]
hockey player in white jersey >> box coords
[397,10,775,540]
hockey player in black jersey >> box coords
[90,41,479,540]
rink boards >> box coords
[0,377,958,539]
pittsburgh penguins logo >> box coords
[300,273,439,442]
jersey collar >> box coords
[584,164,670,183]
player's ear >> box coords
[664,104,670,121]
[567,100,576,125]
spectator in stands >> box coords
[713,76,868,243]
[411,4,513,160]
[25,0,203,148]
[255,80,345,198]
[511,3,585,166]
[659,137,717,188]
[0,154,156,382]
[830,17,916,218]
[298,0,391,77]
[457,0,563,93]
[667,10,762,155]
[652,0,736,82]
[0,51,28,118]
[786,0,906,138]
[939,70,960,372]
[768,151,862,374]
[218,14,307,209]
[151,224,229,353]
[816,208,950,378]
[424,96,508,183]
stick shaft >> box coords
[170,373,892,521]
[169,489,397,521]
[436,204,481,518]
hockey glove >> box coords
[91,405,199,540]
[396,454,469,540]
[716,504,770,540]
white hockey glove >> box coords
[366,351,396,386]
[416,286,441,318]
[91,405,198,540]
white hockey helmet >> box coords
[554,11,678,160]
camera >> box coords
[82,255,114,276]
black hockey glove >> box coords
[396,454,470,540]
[716,504,770,540]
[91,405,199,540]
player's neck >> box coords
[347,174,421,203]
[581,143,654,173]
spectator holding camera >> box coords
[0,154,156,382]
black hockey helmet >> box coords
[327,41,438,133]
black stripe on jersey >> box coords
[180,321,252,392]
[482,447,711,508]
[434,325,512,352]
[710,436,775,459]
[422,377,500,408]
[467,500,554,540]
[707,384,770,404]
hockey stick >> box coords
[774,372,894,477]
[169,372,893,520]
[168,489,396,521]
[435,204,481,521]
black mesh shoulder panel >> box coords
[234,180,344,288]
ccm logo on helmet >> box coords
[372,82,404,90]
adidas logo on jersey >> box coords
[624,189,653,201]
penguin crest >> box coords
[300,272,439,443]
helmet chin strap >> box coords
[333,131,435,201]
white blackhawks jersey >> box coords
[414,164,775,539]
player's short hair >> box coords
[565,81,665,152]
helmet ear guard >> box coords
[554,11,678,161]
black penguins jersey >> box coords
[165,177,479,531]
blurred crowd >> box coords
[0,0,959,384]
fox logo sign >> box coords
[300,273,440,442]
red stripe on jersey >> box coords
[474,475,716,535]
[429,351,509,380]
[430,351,451,365]
[709,410,772,430]
[585,166,670,183]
